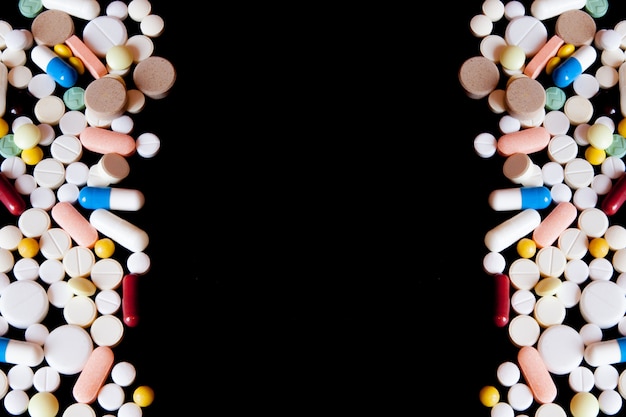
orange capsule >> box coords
[122,274,140,327]
[494,273,510,327]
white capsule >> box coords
[89,209,148,253]
[485,209,542,252]
[41,0,101,20]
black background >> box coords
[431,1,626,416]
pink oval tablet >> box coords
[72,346,114,404]
[79,127,135,157]
[532,201,578,248]
[51,202,98,248]
[518,345,557,404]
[497,126,551,157]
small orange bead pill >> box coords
[479,385,500,407]
[94,238,115,258]
[588,237,610,258]
[133,385,155,407]
[17,237,39,258]
[517,237,537,258]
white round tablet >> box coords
[4,389,28,415]
[570,366,595,392]
[511,289,536,315]
[94,289,121,315]
[580,280,626,328]
[63,295,97,328]
[578,207,609,238]
[508,258,540,290]
[507,382,533,411]
[97,382,125,411]
[534,295,566,327]
[17,207,50,238]
[38,259,65,284]
[61,402,96,417]
[90,314,124,347]
[43,324,93,375]
[7,363,34,390]
[111,361,135,386]
[537,324,584,375]
[38,228,71,260]
[598,389,622,415]
[0,280,48,329]
[497,361,521,387]
[32,366,60,393]
[595,365,619,391]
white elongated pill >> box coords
[89,209,148,253]
[485,209,542,252]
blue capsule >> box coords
[488,186,552,211]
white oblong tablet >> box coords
[570,366,595,392]
[578,207,609,238]
[558,228,589,260]
[17,207,50,238]
[43,324,93,375]
[63,295,97,328]
[537,324,584,375]
[0,280,48,329]
[534,294,566,327]
[90,314,123,347]
[508,258,541,290]
[508,313,541,347]
[484,209,541,253]
[580,280,626,328]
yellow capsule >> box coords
[68,56,85,75]
[17,237,39,258]
[618,118,626,137]
[479,385,500,407]
[0,118,9,137]
[589,237,610,258]
[557,43,575,58]
[133,385,155,407]
[53,43,73,59]
[545,56,561,75]
[21,146,43,165]
[584,145,606,165]
[94,238,115,258]
[517,237,537,259]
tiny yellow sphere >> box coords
[94,238,115,258]
[546,56,562,75]
[479,385,500,407]
[133,385,155,407]
[17,237,38,258]
[589,237,610,258]
[517,237,537,258]
[0,118,9,137]
[21,146,44,165]
[585,145,606,165]
[557,43,576,58]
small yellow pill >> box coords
[133,385,155,407]
[557,43,575,58]
[570,391,599,417]
[53,43,73,59]
[618,118,626,137]
[13,122,41,150]
[68,56,85,75]
[479,385,500,407]
[500,45,526,71]
[28,391,59,417]
[517,237,537,259]
[106,45,134,71]
[21,146,44,165]
[589,237,610,258]
[546,56,562,75]
[67,276,97,296]
[584,145,606,166]
[0,118,9,137]
[535,277,562,297]
[17,237,38,258]
[94,238,115,258]
[587,123,613,150]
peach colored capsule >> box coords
[532,201,577,248]
[79,127,135,157]
[72,346,114,404]
[518,345,557,404]
[497,126,551,157]
[51,202,99,248]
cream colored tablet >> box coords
[38,228,71,260]
[90,314,123,347]
[509,258,541,290]
[508,314,541,347]
[534,295,566,327]
[63,295,97,327]
[558,228,589,260]
[62,246,95,278]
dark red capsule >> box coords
[493,273,510,328]
[0,172,25,216]
[602,172,626,216]
[122,273,140,327]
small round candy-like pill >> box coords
[589,237,610,258]
[133,385,154,407]
[517,237,536,258]
[570,391,599,417]
[94,238,115,259]
[27,391,58,417]
[111,361,135,386]
[497,361,520,387]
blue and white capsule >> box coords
[78,186,145,211]
[488,186,552,211]
[0,337,44,366]
[31,45,78,88]
[584,336,626,367]
[552,45,597,88]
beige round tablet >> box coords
[62,246,95,278]
[31,10,74,47]
[90,258,123,290]
[84,77,127,120]
[132,56,176,99]
[555,9,596,47]
[90,314,124,347]
[458,55,500,99]
[63,295,97,328]
[505,76,546,121]
[509,314,541,347]
[34,95,66,126]
[534,295,566,327]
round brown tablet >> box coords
[505,77,546,121]
[132,56,176,99]
[555,9,596,47]
[84,76,128,121]
[31,9,75,47]
[458,56,500,100]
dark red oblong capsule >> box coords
[122,273,140,327]
[493,273,510,328]
[602,172,626,216]
[0,172,25,216]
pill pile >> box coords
[457,0,626,416]
[0,0,176,416]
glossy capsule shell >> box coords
[78,187,145,211]
[0,337,44,367]
[584,336,626,367]
[31,45,78,88]
[0,173,25,216]
[89,209,149,253]
[552,45,597,88]
[484,209,542,253]
[122,274,140,327]
[601,172,626,216]
[489,186,552,211]
[493,273,510,327]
